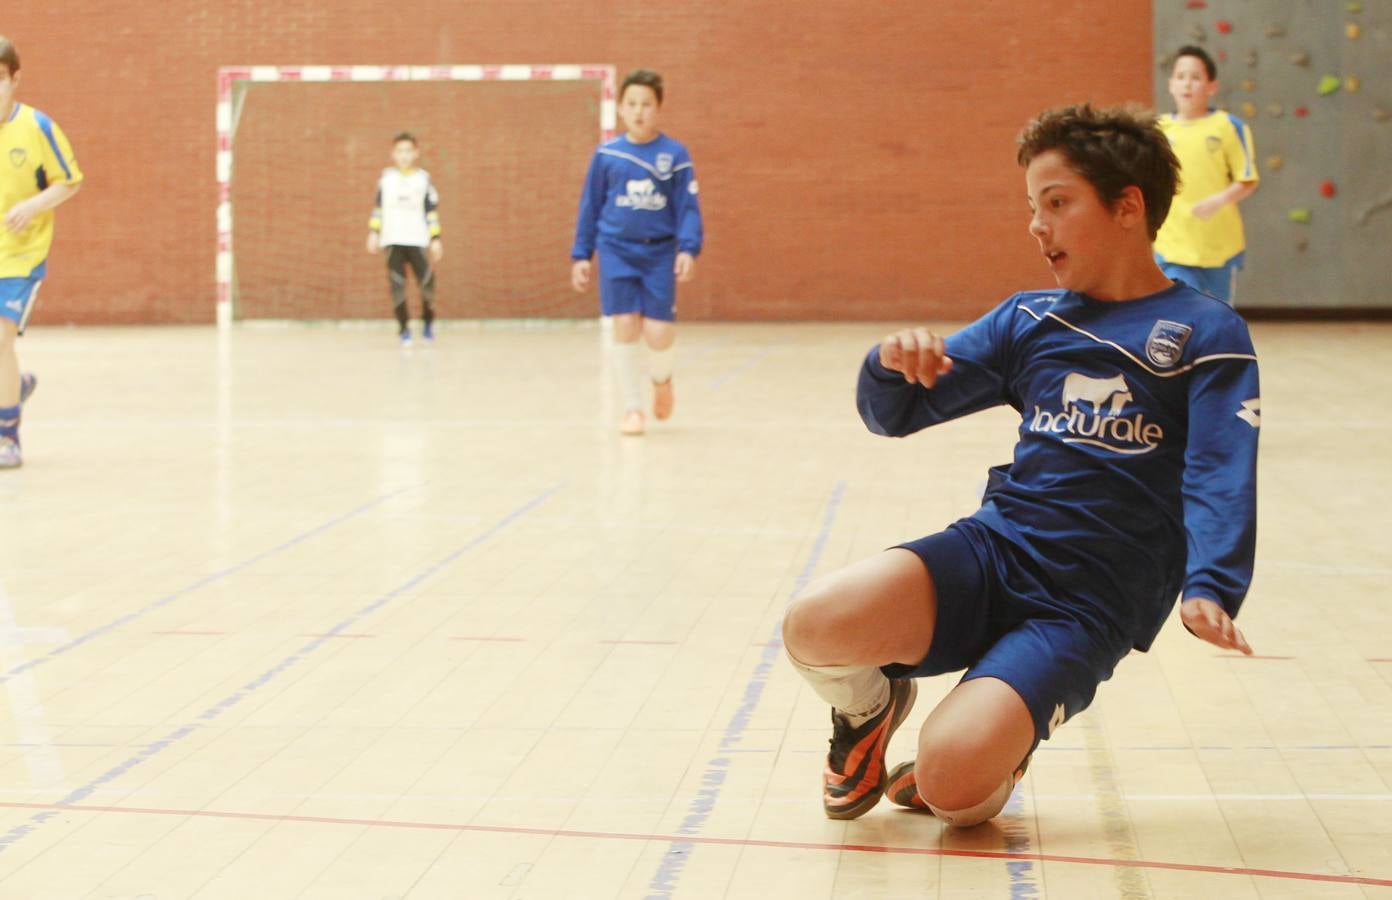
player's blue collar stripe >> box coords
[1226,112,1255,179]
[597,147,690,180]
[33,110,74,180]
[5,103,20,123]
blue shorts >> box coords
[597,240,676,321]
[882,517,1132,747]
[0,264,45,334]
[1155,252,1243,305]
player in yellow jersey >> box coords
[1153,45,1258,306]
[0,36,83,468]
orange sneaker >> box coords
[652,378,674,421]
[822,678,916,820]
[885,753,1032,813]
[619,409,645,436]
[885,760,931,811]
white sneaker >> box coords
[0,437,21,469]
[619,410,645,436]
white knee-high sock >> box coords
[786,648,891,725]
[648,344,674,383]
[612,340,643,412]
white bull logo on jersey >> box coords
[1061,372,1133,415]
[1029,371,1164,455]
[616,178,668,211]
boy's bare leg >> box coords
[911,676,1035,822]
[0,321,19,405]
[643,318,675,420]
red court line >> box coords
[449,636,526,642]
[599,639,678,645]
[1,801,1387,887]
[1216,654,1296,660]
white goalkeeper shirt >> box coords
[370,167,440,248]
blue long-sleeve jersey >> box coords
[570,133,703,260]
[858,284,1260,651]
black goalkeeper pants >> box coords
[386,245,436,331]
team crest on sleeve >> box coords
[655,153,674,175]
[1146,320,1192,368]
[9,148,25,168]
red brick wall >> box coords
[9,1,1152,324]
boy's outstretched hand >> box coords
[1180,597,1252,654]
[879,327,954,387]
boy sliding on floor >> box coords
[783,104,1259,826]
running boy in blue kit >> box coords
[571,69,703,436]
[782,104,1260,826]
[0,36,84,468]
[1153,46,1259,305]
[367,132,442,346]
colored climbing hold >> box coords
[1318,74,1342,95]
[1240,78,1256,92]
[1320,180,1337,198]
[1186,0,1207,8]
[1294,106,1310,117]
[1347,22,1361,39]
[1375,107,1392,122]
[1346,76,1361,93]
[1266,24,1287,38]
[1288,208,1311,224]
[1266,103,1285,118]
[1241,101,1257,119]
[1245,49,1259,67]
[1288,50,1310,67]
[1266,155,1283,170]
[1218,50,1228,62]
[1189,24,1206,41]
[1346,1,1362,13]
[1216,20,1233,34]
[1295,238,1308,253]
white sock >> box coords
[648,344,674,384]
[612,340,643,412]
[786,649,891,726]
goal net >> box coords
[216,65,615,325]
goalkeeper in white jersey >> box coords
[783,104,1260,828]
[366,132,442,346]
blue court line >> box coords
[1,488,415,686]
[0,484,562,855]
[646,481,846,898]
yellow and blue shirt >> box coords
[1154,111,1258,269]
[0,102,83,279]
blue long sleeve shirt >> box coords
[571,133,703,260]
[857,284,1260,651]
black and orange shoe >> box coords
[885,760,931,812]
[822,678,916,820]
[885,753,1033,813]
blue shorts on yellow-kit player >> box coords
[1155,253,1243,305]
[0,262,43,333]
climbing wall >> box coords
[1153,1,1391,309]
